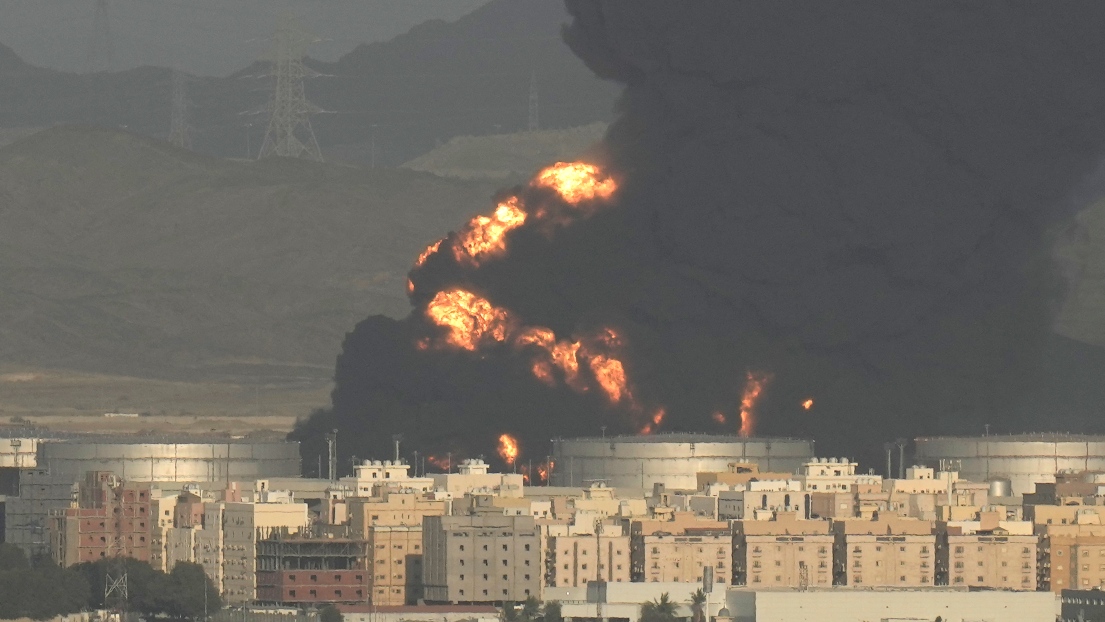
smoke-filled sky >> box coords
[292,1,1105,471]
[0,0,489,76]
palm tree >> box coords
[641,592,679,622]
[689,589,707,622]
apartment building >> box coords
[733,513,833,588]
[546,523,631,587]
[1040,513,1105,593]
[342,460,435,497]
[430,459,525,499]
[833,518,936,587]
[219,500,309,603]
[717,479,807,520]
[48,472,156,567]
[348,490,448,536]
[937,520,1037,590]
[367,524,424,605]
[422,514,543,603]
[256,534,370,604]
[799,458,882,493]
[630,514,731,584]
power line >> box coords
[257,14,323,162]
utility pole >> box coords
[168,69,192,149]
[326,429,337,481]
[87,0,114,73]
[258,14,324,162]
[392,434,403,463]
[527,71,539,132]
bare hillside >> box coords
[0,126,499,381]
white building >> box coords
[799,458,882,493]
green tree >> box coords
[689,589,706,622]
[640,593,679,622]
[0,543,29,571]
[320,604,344,622]
[541,601,563,622]
[0,549,90,620]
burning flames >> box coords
[453,197,527,266]
[739,371,772,438]
[498,433,519,466]
[519,458,555,485]
[425,289,514,351]
[802,398,814,410]
[426,454,451,471]
[408,161,618,283]
[534,162,617,204]
[639,407,666,435]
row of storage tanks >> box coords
[550,433,1105,494]
[4,432,1105,496]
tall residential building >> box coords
[367,524,424,605]
[546,523,631,588]
[1039,512,1105,593]
[733,513,833,588]
[48,472,155,567]
[936,520,1037,590]
[630,514,731,584]
[422,514,543,603]
[833,518,936,587]
[256,533,370,605]
[219,500,309,603]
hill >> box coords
[0,0,619,166]
[0,126,500,382]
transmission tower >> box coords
[168,70,192,149]
[258,15,324,162]
[87,0,115,73]
[528,71,540,132]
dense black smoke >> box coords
[294,2,1105,472]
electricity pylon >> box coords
[168,69,192,149]
[258,15,324,162]
[87,0,114,73]
[528,71,540,132]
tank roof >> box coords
[555,433,809,444]
[916,433,1105,443]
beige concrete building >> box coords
[342,460,435,497]
[630,514,731,584]
[733,513,833,588]
[833,518,936,587]
[938,521,1037,590]
[422,514,543,603]
[348,490,448,536]
[431,459,524,499]
[1040,510,1105,593]
[216,500,309,604]
[717,480,806,521]
[547,523,631,588]
[368,524,424,605]
[799,458,881,493]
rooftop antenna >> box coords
[258,14,324,162]
[392,434,403,463]
[527,70,540,132]
[326,429,337,481]
[87,0,115,73]
[168,69,192,149]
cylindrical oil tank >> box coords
[914,434,1105,495]
[36,437,301,483]
[987,477,1013,498]
[550,434,814,490]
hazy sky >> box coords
[0,0,491,76]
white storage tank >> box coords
[550,433,813,490]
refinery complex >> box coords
[1,430,1105,621]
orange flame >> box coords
[712,411,727,425]
[802,398,814,410]
[588,355,629,404]
[739,371,772,438]
[534,162,617,204]
[520,458,555,485]
[416,239,444,267]
[498,433,519,466]
[427,454,451,471]
[453,197,527,265]
[425,289,514,351]
[639,407,666,434]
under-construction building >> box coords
[49,471,155,567]
[256,531,370,605]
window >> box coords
[290,590,296,597]
[503,544,508,551]
[525,544,531,551]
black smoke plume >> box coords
[293,1,1105,472]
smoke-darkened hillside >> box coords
[293,1,1105,472]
